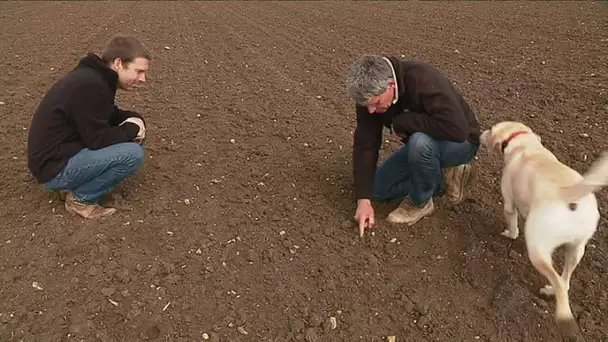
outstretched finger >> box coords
[359,219,366,237]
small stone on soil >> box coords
[340,219,354,229]
[101,287,115,296]
[329,316,337,329]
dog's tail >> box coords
[559,151,608,204]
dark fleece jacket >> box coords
[27,54,143,183]
[352,56,481,200]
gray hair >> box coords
[345,55,393,105]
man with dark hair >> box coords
[27,35,151,218]
[345,55,481,236]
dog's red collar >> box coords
[501,131,529,152]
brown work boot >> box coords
[387,198,435,225]
[444,163,474,204]
[65,192,117,219]
[59,190,69,201]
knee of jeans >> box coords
[407,132,436,160]
[123,143,145,168]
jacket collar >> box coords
[383,55,410,105]
[382,57,399,104]
[75,53,119,94]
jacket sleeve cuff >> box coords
[121,122,140,140]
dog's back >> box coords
[524,187,599,249]
[504,141,581,215]
[520,149,607,246]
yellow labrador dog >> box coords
[480,121,608,337]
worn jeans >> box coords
[372,132,478,205]
[45,143,144,204]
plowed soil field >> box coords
[1,2,606,341]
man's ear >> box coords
[112,57,124,71]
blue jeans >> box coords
[45,143,144,203]
[372,132,478,205]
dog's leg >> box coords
[500,177,519,239]
[501,200,519,239]
[539,241,587,296]
[529,246,578,338]
[561,241,587,292]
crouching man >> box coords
[27,35,151,218]
[345,55,481,236]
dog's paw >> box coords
[557,316,579,339]
[500,229,518,240]
[539,285,555,297]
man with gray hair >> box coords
[346,55,481,236]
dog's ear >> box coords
[490,135,503,154]
[481,128,503,155]
[480,130,488,146]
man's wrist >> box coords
[357,198,371,205]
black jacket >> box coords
[352,57,481,200]
[27,53,142,183]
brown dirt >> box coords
[1,2,607,342]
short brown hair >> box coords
[101,35,151,65]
